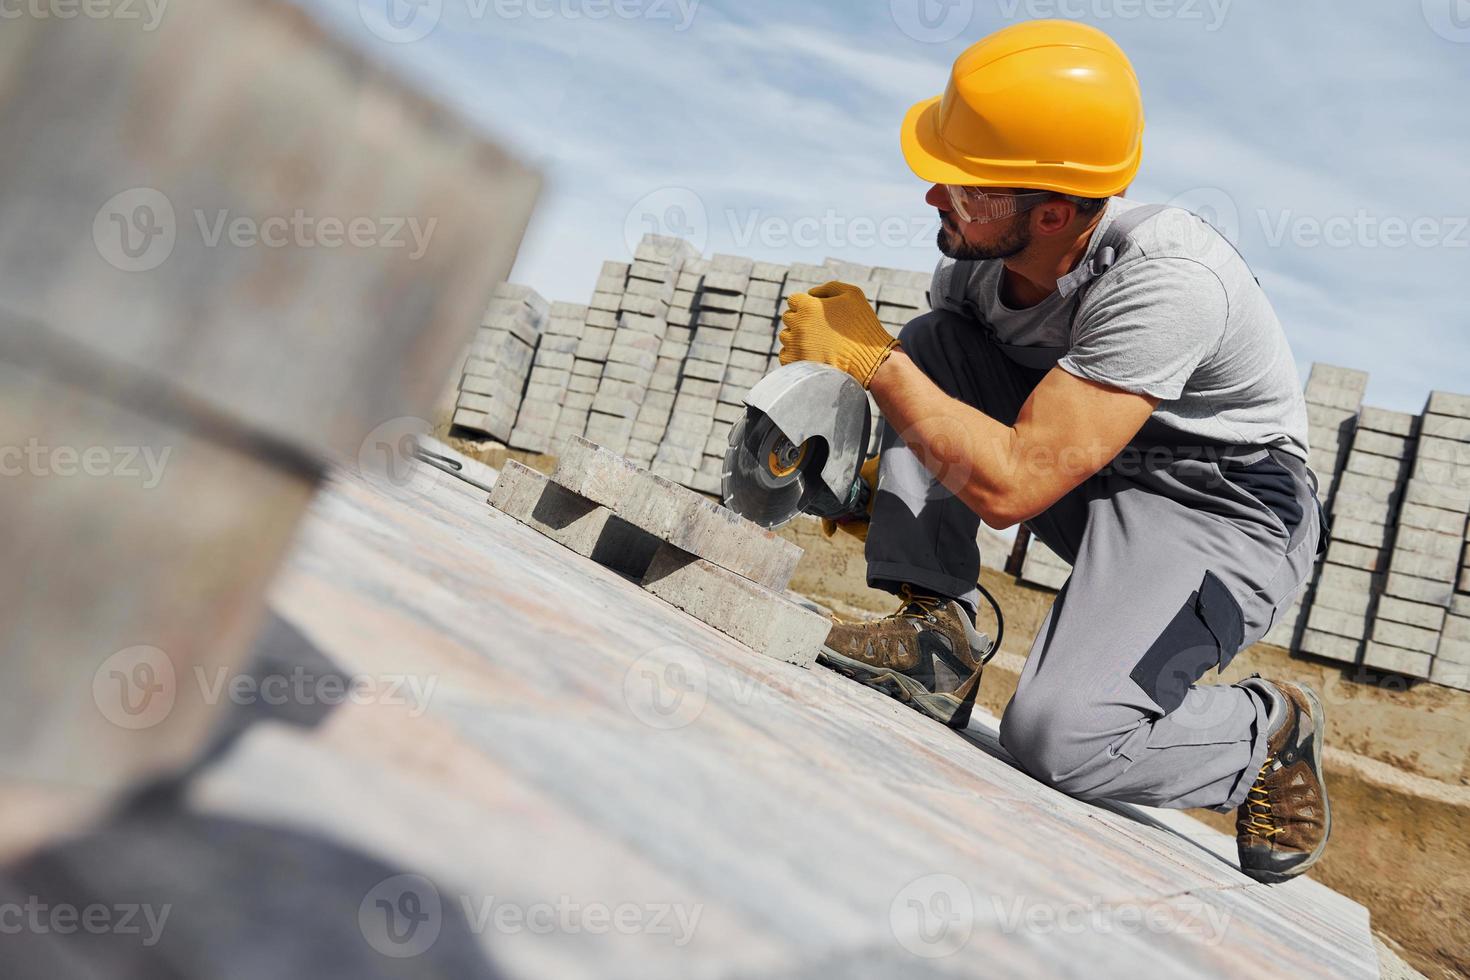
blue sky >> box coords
[301,0,1470,413]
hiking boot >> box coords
[1236,678,1332,883]
[817,586,992,729]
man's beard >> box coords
[937,212,1032,261]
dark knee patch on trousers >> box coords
[1129,571,1245,714]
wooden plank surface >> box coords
[184,464,1377,978]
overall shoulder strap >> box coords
[1069,203,1260,331]
[945,258,975,311]
[1084,203,1171,279]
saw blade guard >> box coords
[740,362,871,509]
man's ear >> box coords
[1032,199,1077,235]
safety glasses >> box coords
[943,186,1055,225]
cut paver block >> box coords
[1375,596,1447,632]
[487,462,661,578]
[551,437,802,591]
[640,544,827,667]
[1429,658,1470,691]
[1311,585,1373,618]
[1370,618,1440,655]
[1394,526,1463,561]
[1388,547,1458,584]
[1362,641,1432,678]
[1426,391,1470,419]
[1327,516,1391,549]
[1384,571,1455,606]
[1422,413,1470,441]
[1325,540,1390,572]
[1307,605,1369,640]
[1299,629,1361,664]
[1399,502,1468,536]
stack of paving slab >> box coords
[1370,392,1470,683]
[563,262,626,448]
[489,437,830,664]
[453,283,546,442]
[677,253,774,494]
[1298,405,1417,666]
[1260,364,1369,649]
[450,236,939,490]
[597,236,699,463]
[507,300,585,453]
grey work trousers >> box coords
[866,311,1321,811]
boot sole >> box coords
[1250,684,1333,884]
[816,648,975,730]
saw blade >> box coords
[721,415,808,528]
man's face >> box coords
[927,184,1034,261]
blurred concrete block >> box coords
[0,1,539,461]
[0,0,541,852]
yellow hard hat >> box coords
[900,20,1145,198]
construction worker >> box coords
[778,20,1329,884]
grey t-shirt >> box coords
[930,197,1310,462]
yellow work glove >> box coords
[819,454,880,543]
[779,281,900,388]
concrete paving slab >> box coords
[488,462,660,578]
[641,545,828,667]
[551,437,803,591]
[1363,641,1432,678]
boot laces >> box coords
[893,584,943,621]
[1243,754,1282,839]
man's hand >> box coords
[778,281,900,388]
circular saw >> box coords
[721,363,873,528]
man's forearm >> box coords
[868,350,1023,526]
